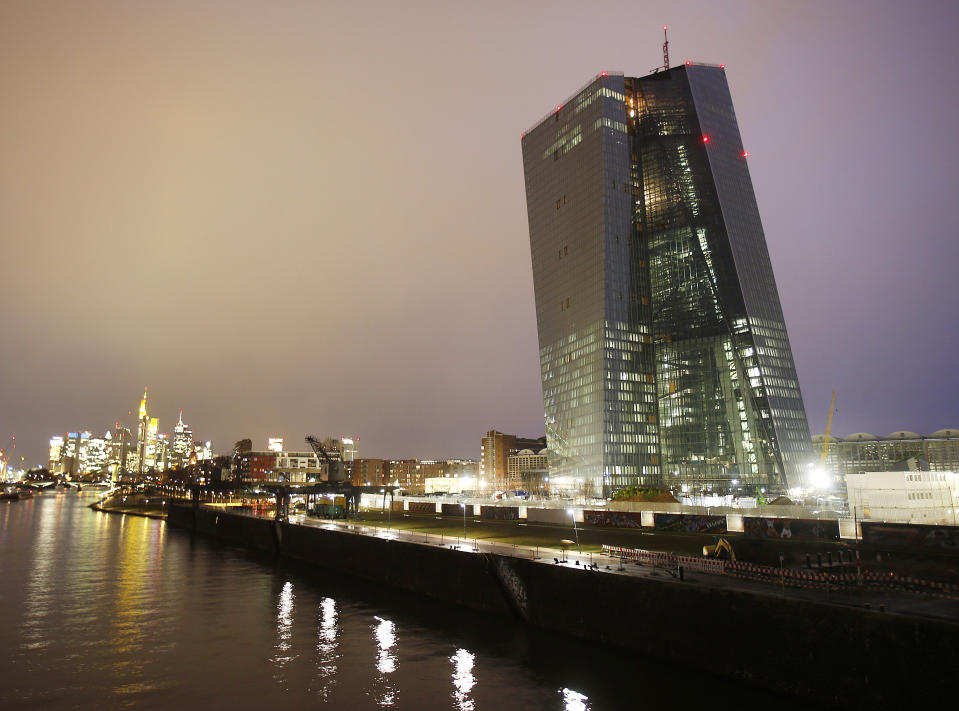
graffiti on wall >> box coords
[743,517,838,540]
[653,513,726,534]
[481,506,519,521]
[584,510,643,528]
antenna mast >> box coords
[662,25,670,71]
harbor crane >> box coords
[305,436,347,483]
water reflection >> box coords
[369,615,397,706]
[450,648,476,710]
[111,516,153,704]
[310,596,339,699]
[561,687,590,710]
[19,497,56,653]
[271,581,296,687]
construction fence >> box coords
[601,545,959,599]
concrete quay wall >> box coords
[166,503,956,709]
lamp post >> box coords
[460,502,467,539]
[568,508,580,552]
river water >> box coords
[0,491,802,710]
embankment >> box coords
[167,502,955,709]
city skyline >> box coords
[3,1,958,466]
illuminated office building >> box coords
[48,436,64,472]
[81,431,112,473]
[172,411,195,467]
[521,64,811,496]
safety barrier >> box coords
[602,544,677,569]
[601,544,959,599]
[602,545,726,575]
[677,555,725,575]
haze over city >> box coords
[2,0,958,466]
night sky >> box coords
[2,1,958,467]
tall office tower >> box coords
[136,387,149,476]
[172,411,195,467]
[521,64,811,497]
[48,436,64,473]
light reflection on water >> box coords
[0,493,803,710]
[271,580,296,687]
[370,615,398,706]
[562,687,590,711]
[310,597,339,699]
[450,648,476,710]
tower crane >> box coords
[821,390,837,466]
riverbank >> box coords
[90,497,167,520]
[159,501,955,709]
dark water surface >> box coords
[0,492,803,709]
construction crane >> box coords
[821,390,837,466]
[305,436,347,483]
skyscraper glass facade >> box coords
[522,65,811,497]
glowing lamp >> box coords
[702,135,710,143]
[742,151,748,157]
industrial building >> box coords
[815,429,959,485]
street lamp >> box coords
[567,508,580,552]
[460,502,467,539]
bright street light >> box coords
[567,508,580,551]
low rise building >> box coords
[275,451,325,483]
[236,450,276,482]
[349,458,386,486]
[507,449,550,495]
[846,466,958,525]
[481,430,546,491]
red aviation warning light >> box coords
[720,64,726,69]
[742,150,749,157]
[702,135,710,143]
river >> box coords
[0,490,803,709]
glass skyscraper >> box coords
[521,64,811,497]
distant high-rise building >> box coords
[136,388,150,475]
[172,411,194,468]
[268,437,284,453]
[81,431,112,474]
[48,436,64,472]
[521,65,811,497]
[340,437,358,463]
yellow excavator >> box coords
[702,538,736,560]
